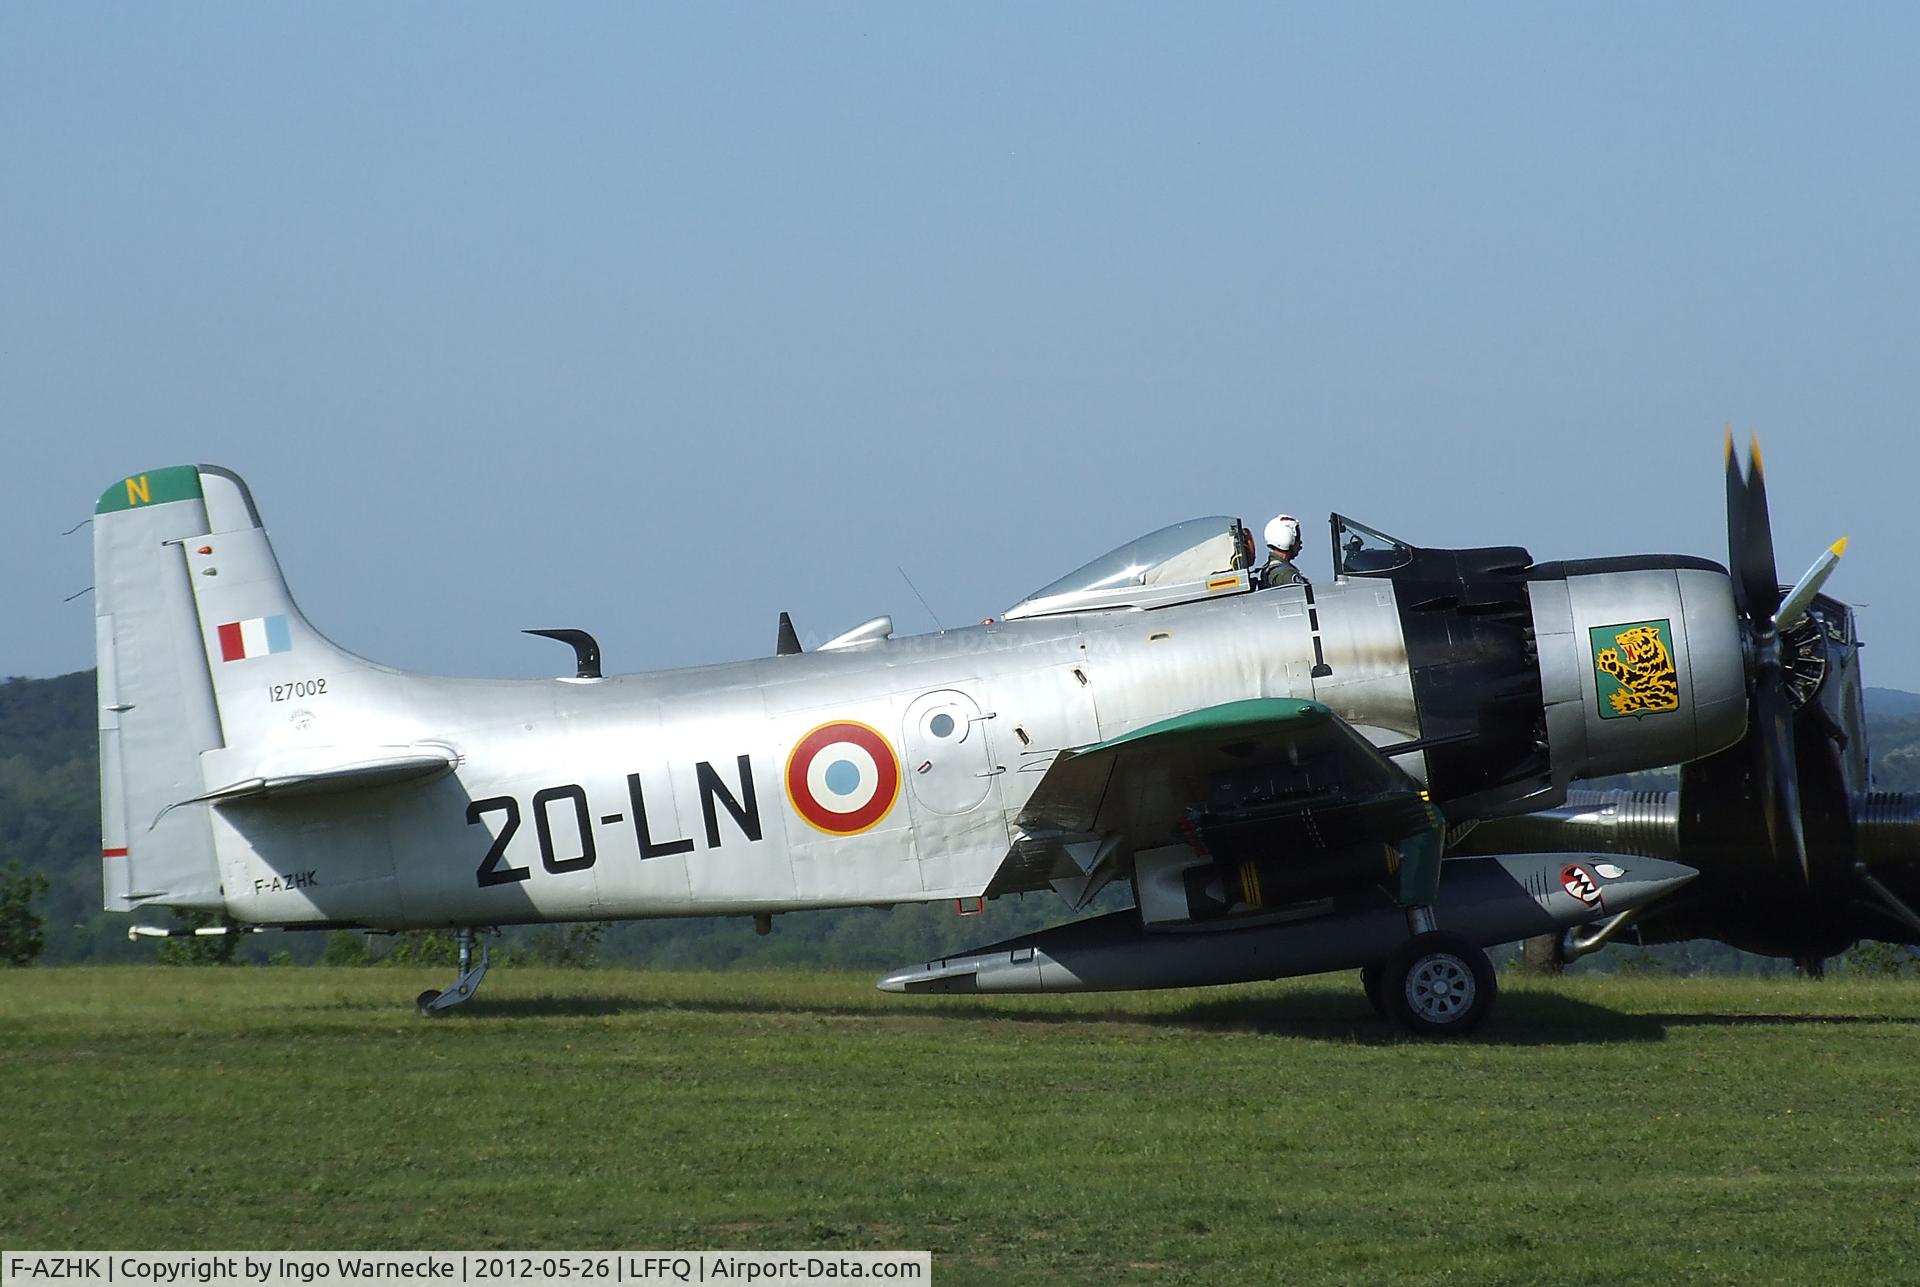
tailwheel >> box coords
[413,928,491,1017]
[1383,930,1497,1038]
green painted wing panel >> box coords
[1079,698,1331,755]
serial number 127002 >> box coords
[269,678,328,701]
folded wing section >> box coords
[998,698,1445,918]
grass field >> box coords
[2,967,1916,1285]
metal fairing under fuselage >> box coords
[213,579,1422,931]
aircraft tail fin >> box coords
[93,466,381,914]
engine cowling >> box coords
[1340,438,1858,898]
[1332,519,1750,815]
[1526,557,1748,789]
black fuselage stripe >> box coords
[1301,583,1329,671]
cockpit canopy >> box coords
[1003,516,1256,621]
[999,512,1440,621]
[1331,514,1414,576]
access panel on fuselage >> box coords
[896,684,1009,896]
[901,689,995,815]
[983,658,1101,832]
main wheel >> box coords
[415,989,444,1017]
[1359,963,1389,1018]
[1382,931,1497,1038]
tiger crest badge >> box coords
[1590,619,1680,719]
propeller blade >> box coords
[1775,537,1848,633]
[1718,432,1813,882]
[1752,678,1810,881]
[1725,428,1750,619]
[1739,434,1783,624]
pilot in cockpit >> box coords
[1233,521,1259,571]
[1260,515,1307,588]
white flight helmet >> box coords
[1264,515,1302,555]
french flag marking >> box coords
[217,614,292,663]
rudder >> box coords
[95,467,225,911]
[94,465,376,914]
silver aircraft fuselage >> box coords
[212,579,1418,930]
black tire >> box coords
[415,989,443,1017]
[1382,931,1497,1038]
[1359,963,1389,1018]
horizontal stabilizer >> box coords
[163,743,459,821]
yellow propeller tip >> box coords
[1749,433,1765,475]
[1830,536,1849,557]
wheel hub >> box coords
[1405,953,1475,1021]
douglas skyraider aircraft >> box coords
[92,443,1839,1034]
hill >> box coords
[0,670,144,963]
[1868,687,1920,719]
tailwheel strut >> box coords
[417,927,491,1017]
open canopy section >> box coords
[1004,516,1256,621]
[1331,514,1416,576]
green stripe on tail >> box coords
[96,466,204,514]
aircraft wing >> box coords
[994,698,1443,907]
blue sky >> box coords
[5,5,1917,688]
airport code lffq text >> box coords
[3,1254,930,1287]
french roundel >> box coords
[785,720,902,836]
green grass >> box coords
[2,968,1917,1285]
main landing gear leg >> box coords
[417,928,490,1017]
[1366,906,1498,1038]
